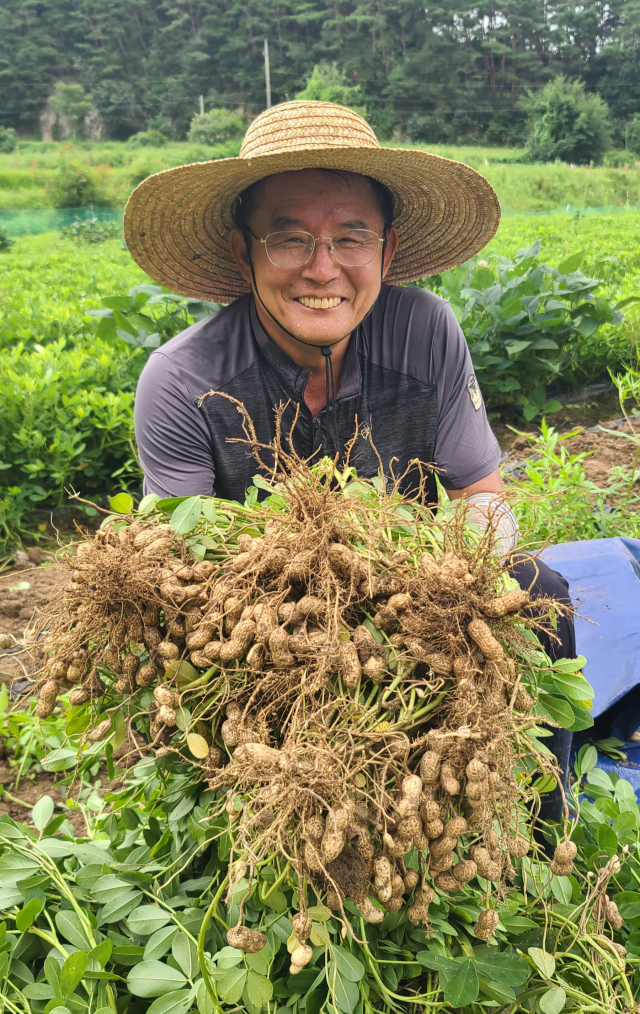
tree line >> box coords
[1,0,640,147]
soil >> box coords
[501,411,640,487]
[0,559,68,681]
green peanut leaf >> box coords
[443,959,479,1007]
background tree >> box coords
[0,0,638,148]
[48,83,93,138]
[525,76,612,163]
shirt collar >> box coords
[249,297,362,403]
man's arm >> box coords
[446,466,504,500]
[135,350,216,498]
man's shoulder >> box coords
[142,294,257,395]
[378,282,452,323]
[361,284,461,380]
[152,293,253,362]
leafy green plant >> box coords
[61,214,121,244]
[429,241,633,419]
[508,419,640,546]
[0,338,142,554]
[188,109,245,146]
[88,283,220,353]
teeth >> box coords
[298,296,342,309]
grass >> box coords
[2,139,640,214]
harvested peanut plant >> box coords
[5,429,635,1013]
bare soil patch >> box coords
[503,414,640,487]
[0,561,68,681]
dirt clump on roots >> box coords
[32,407,571,944]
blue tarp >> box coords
[542,537,640,796]
[542,537,640,721]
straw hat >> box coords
[124,100,500,304]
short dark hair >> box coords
[234,169,395,233]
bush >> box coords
[525,76,612,165]
[126,129,168,148]
[296,63,367,118]
[427,240,630,419]
[0,225,13,252]
[47,161,107,208]
[188,108,245,146]
[61,214,121,244]
[0,126,16,153]
[0,338,141,552]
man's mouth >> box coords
[295,296,344,309]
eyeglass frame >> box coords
[245,227,387,269]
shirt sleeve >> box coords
[430,302,501,490]
[134,350,216,498]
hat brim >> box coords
[123,146,500,304]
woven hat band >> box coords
[239,101,379,159]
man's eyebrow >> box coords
[270,215,304,229]
[269,216,372,230]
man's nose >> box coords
[300,239,341,282]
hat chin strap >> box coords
[244,232,385,457]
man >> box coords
[126,100,574,808]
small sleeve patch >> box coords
[467,374,482,410]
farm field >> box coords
[2,139,640,215]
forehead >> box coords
[249,169,382,224]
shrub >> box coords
[0,225,13,252]
[0,338,141,552]
[61,214,121,244]
[47,161,107,208]
[0,126,16,153]
[126,129,168,148]
[426,240,630,419]
[525,76,612,165]
[188,108,245,145]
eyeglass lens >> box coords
[264,229,380,268]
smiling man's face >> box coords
[230,168,399,348]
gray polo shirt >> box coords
[135,284,500,504]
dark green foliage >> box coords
[0,127,16,153]
[525,77,612,165]
[0,225,13,252]
[88,283,220,352]
[187,108,245,146]
[427,241,631,419]
[0,338,142,554]
[0,0,637,147]
[47,162,107,208]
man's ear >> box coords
[229,229,252,285]
[382,226,400,280]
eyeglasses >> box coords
[249,229,385,269]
